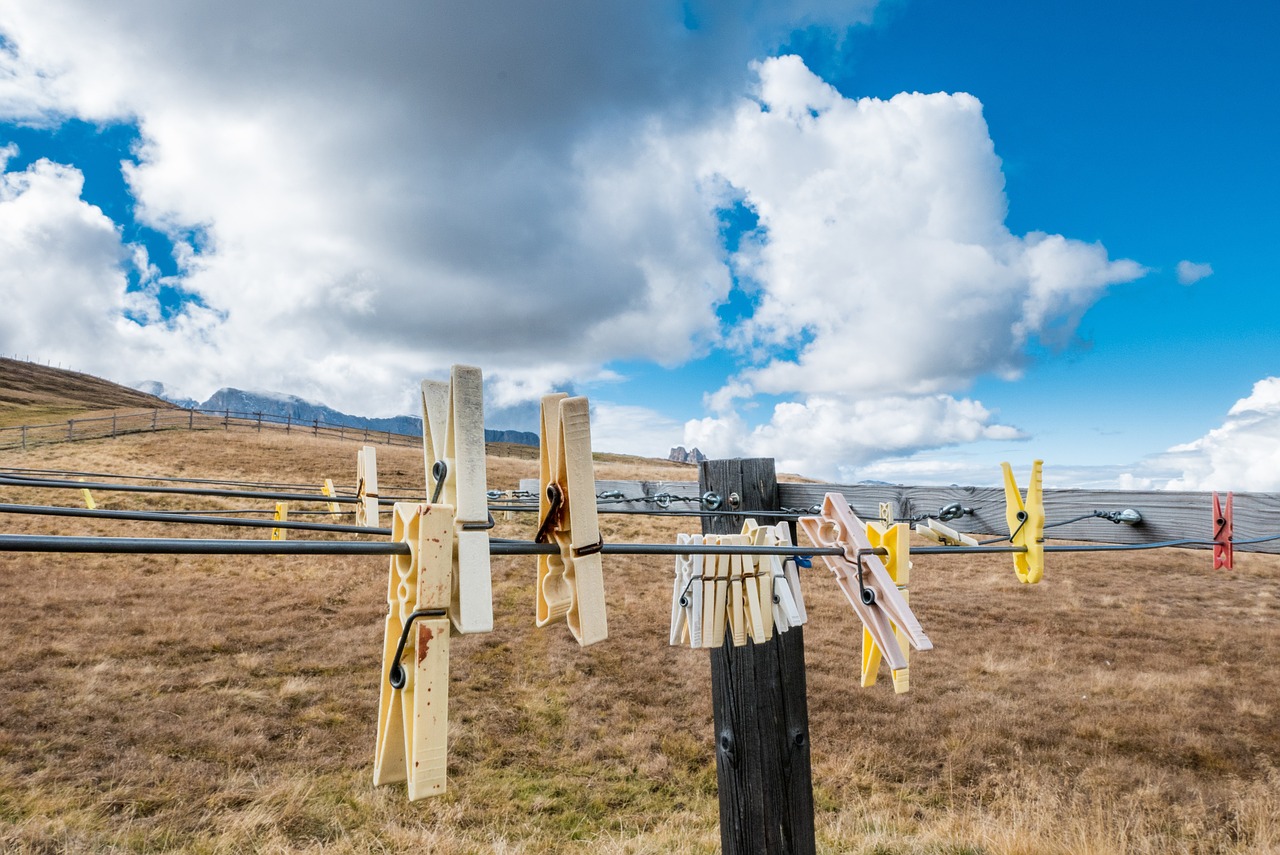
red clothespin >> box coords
[1212,491,1233,570]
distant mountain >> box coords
[668,446,707,464]
[138,383,539,447]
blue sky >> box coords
[1,1,1277,489]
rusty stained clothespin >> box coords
[355,445,379,528]
[863,518,912,693]
[1213,491,1234,570]
[535,393,607,646]
[799,493,932,677]
[1002,460,1045,584]
[421,365,493,634]
[373,503,453,801]
[271,502,288,541]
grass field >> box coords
[1,428,1278,853]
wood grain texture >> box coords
[700,459,815,855]
[535,477,1280,555]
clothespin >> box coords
[78,478,96,510]
[1213,491,1233,570]
[720,533,766,647]
[669,533,705,647]
[373,503,453,800]
[271,502,288,541]
[355,446,379,528]
[421,366,494,634]
[799,493,932,674]
[879,502,893,529]
[863,519,912,693]
[535,393,607,646]
[702,535,729,648]
[1002,460,1045,584]
[769,522,808,629]
[914,518,979,547]
[322,478,341,515]
[740,525,773,643]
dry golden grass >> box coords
[0,429,1278,853]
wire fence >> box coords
[0,407,421,451]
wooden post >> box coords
[67,420,74,441]
[188,409,194,430]
[699,458,816,854]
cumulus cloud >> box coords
[1176,260,1213,285]
[1160,378,1280,491]
[0,1,875,414]
[685,393,1022,481]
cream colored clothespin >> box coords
[535,393,607,646]
[355,446,379,527]
[670,533,705,647]
[271,502,288,541]
[914,517,978,547]
[743,519,806,635]
[702,535,730,648]
[799,493,932,675]
[770,521,808,628]
[374,503,453,800]
[421,366,493,634]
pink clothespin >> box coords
[1213,491,1233,570]
[798,493,932,673]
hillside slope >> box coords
[0,358,172,424]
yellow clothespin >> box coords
[535,393,607,646]
[321,478,341,515]
[863,519,911,693]
[78,478,96,510]
[914,518,979,547]
[421,366,493,634]
[374,503,453,801]
[799,493,932,675]
[355,446,379,528]
[1002,460,1045,584]
[271,502,288,541]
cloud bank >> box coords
[1160,378,1280,491]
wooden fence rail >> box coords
[0,408,421,452]
[520,477,1280,555]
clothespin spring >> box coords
[854,547,889,605]
[387,607,449,689]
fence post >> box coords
[67,419,74,441]
[188,409,194,430]
[225,408,230,430]
[21,425,26,450]
[698,458,816,855]
[286,414,291,434]
[112,412,117,437]
[313,418,319,436]
[151,409,158,432]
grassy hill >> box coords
[0,371,1278,852]
[0,357,173,427]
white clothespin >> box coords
[421,366,493,634]
[743,519,806,634]
[355,446,379,528]
[670,533,705,647]
[374,503,453,800]
[914,517,978,547]
[799,493,932,673]
[535,393,607,646]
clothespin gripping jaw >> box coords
[535,393,608,646]
[1001,460,1045,584]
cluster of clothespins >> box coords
[373,366,607,800]
[669,520,807,649]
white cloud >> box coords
[1161,378,1280,491]
[1176,260,1213,285]
[684,393,1022,481]
[590,402,687,460]
[702,56,1145,401]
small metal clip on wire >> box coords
[701,491,722,511]
[387,608,447,689]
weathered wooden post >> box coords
[67,420,74,441]
[699,458,816,854]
